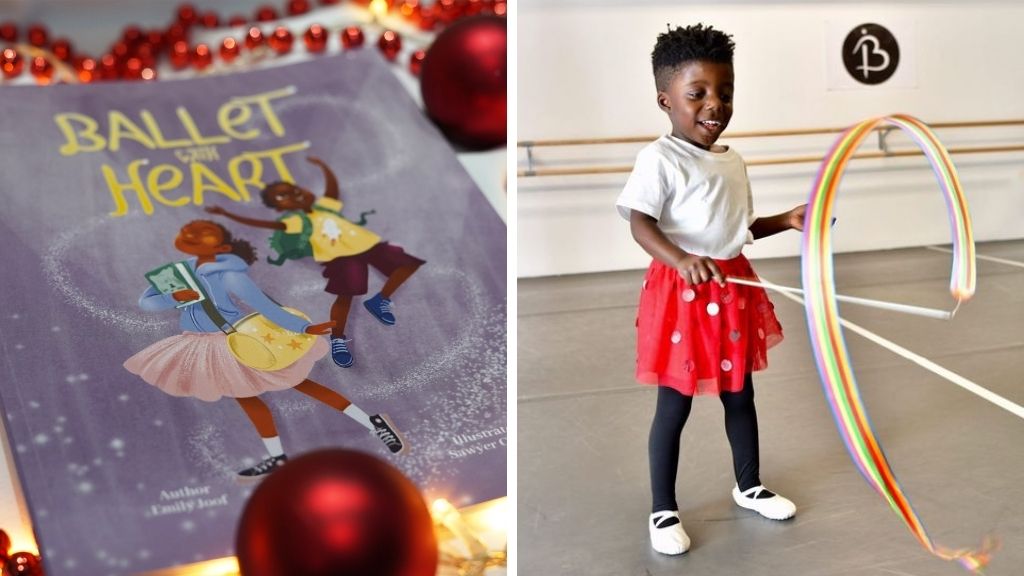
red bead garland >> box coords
[0,0,506,85]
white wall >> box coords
[518,2,1024,277]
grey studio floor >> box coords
[518,240,1024,576]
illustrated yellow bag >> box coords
[202,299,316,371]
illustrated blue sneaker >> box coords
[363,292,396,326]
[330,336,354,368]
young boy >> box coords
[616,24,805,555]
[207,156,425,368]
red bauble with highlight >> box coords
[236,449,437,576]
[191,43,213,70]
[244,26,265,50]
[377,30,402,61]
[268,27,294,54]
[341,26,365,49]
[1,47,23,79]
[304,24,329,53]
[7,551,43,576]
[220,37,241,62]
[420,16,506,149]
[29,56,54,84]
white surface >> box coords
[0,0,506,552]
[518,2,1024,277]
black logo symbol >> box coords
[842,23,900,85]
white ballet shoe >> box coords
[649,510,690,555]
[731,485,796,520]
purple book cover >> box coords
[0,52,506,575]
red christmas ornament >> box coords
[0,528,10,558]
[304,24,329,53]
[268,27,294,54]
[50,38,73,61]
[409,49,425,76]
[122,25,143,46]
[145,28,164,49]
[341,26,365,49]
[26,24,48,48]
[97,53,120,80]
[235,449,437,576]
[191,43,213,70]
[200,11,221,29]
[170,40,191,69]
[377,30,402,61]
[420,16,506,149]
[288,0,312,16]
[417,6,437,31]
[493,1,506,16]
[176,3,199,26]
[1,47,23,79]
[399,0,419,18]
[255,5,279,22]
[0,22,17,43]
[29,56,54,84]
[73,56,97,83]
[7,551,42,576]
[111,40,130,59]
[165,22,189,45]
[220,37,241,62]
[244,26,265,50]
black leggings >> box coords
[649,374,761,513]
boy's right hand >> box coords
[171,289,201,302]
[675,254,725,286]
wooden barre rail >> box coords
[517,118,1024,148]
[517,143,1024,177]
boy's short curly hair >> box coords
[652,24,735,91]
[259,181,292,208]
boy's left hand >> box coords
[788,204,807,231]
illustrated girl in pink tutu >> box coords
[124,220,405,478]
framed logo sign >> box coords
[826,18,917,90]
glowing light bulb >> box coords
[369,0,389,21]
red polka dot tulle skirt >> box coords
[635,255,783,396]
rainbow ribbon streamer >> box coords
[801,114,996,572]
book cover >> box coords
[0,51,506,575]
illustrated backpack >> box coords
[266,206,376,266]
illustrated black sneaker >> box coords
[370,414,406,454]
[238,454,288,477]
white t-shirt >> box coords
[616,134,755,259]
